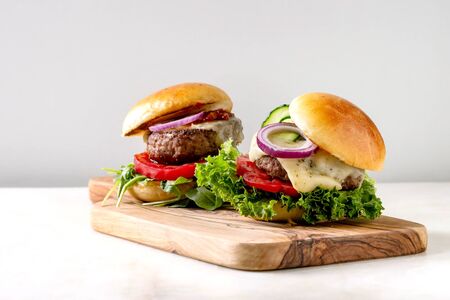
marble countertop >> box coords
[1,183,449,300]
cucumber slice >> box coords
[268,131,305,148]
[280,116,293,123]
[261,104,290,127]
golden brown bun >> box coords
[128,180,195,202]
[289,93,385,171]
[253,203,303,222]
[122,83,233,136]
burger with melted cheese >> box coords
[194,92,385,223]
[103,82,243,207]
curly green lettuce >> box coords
[195,140,383,224]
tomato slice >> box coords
[134,152,197,181]
[237,155,299,197]
[237,156,263,177]
[242,173,281,193]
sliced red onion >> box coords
[149,111,205,132]
[256,123,318,158]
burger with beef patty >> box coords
[194,92,385,223]
[103,82,243,207]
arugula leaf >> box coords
[186,187,223,211]
[172,177,193,185]
[168,198,190,208]
[194,140,384,223]
[103,164,196,208]
[160,177,192,199]
[142,197,184,207]
[102,163,148,207]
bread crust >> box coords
[289,93,385,170]
[122,83,233,136]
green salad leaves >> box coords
[102,163,148,207]
[102,164,223,210]
[194,140,384,224]
[103,141,383,224]
[186,187,223,211]
[102,164,193,208]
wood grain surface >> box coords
[89,176,427,271]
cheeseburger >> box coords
[194,93,385,223]
[103,83,243,206]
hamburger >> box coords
[103,82,243,207]
[194,92,385,223]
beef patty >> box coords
[341,174,364,190]
[255,155,289,181]
[147,116,244,165]
[147,129,219,164]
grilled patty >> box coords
[147,116,244,164]
[341,174,364,190]
[147,129,219,164]
[255,155,289,181]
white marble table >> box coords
[0,183,449,300]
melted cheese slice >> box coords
[248,134,363,192]
[189,116,244,145]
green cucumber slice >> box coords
[268,131,305,148]
[280,116,293,123]
[261,104,290,127]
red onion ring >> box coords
[256,123,317,158]
[149,111,206,132]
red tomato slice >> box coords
[237,155,269,179]
[237,155,299,197]
[134,152,197,181]
[237,155,261,176]
[272,178,300,196]
[242,173,281,193]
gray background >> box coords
[0,0,449,187]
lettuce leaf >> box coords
[160,176,193,199]
[294,176,383,223]
[103,166,195,208]
[102,163,148,207]
[186,187,223,211]
[195,140,383,224]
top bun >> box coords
[122,83,233,136]
[289,93,385,171]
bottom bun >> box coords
[128,180,195,202]
[253,202,304,223]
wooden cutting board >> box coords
[89,176,427,271]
